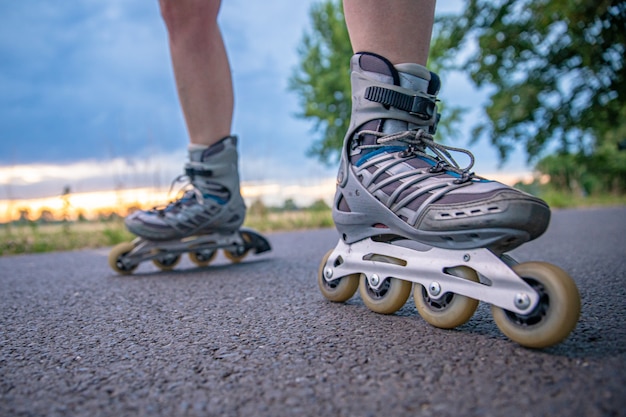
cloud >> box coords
[0,0,323,171]
[0,150,184,200]
[0,1,182,165]
[0,0,529,203]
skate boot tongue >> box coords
[382,63,439,145]
[345,53,441,163]
[188,137,231,162]
[350,54,475,180]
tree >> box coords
[289,0,352,165]
[536,145,626,195]
[248,199,268,218]
[438,0,625,164]
[308,198,330,212]
[38,209,55,224]
[289,0,465,166]
[17,208,30,223]
[76,210,88,222]
[282,198,299,211]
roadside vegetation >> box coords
[2,192,625,256]
[0,199,333,256]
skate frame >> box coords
[322,238,540,315]
[117,227,270,270]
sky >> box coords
[0,0,531,215]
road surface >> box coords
[1,207,625,417]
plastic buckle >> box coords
[410,96,436,120]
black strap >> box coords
[185,166,213,178]
[364,86,436,120]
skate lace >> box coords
[357,129,477,183]
[151,175,203,215]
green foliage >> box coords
[288,0,352,166]
[282,198,299,211]
[0,221,134,256]
[289,0,466,165]
[102,226,134,246]
[514,178,626,208]
[308,198,330,212]
[0,206,334,256]
[536,144,626,195]
[440,0,626,163]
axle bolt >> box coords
[324,267,333,279]
[515,293,531,310]
[429,282,442,297]
[370,274,380,287]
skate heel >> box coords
[108,227,271,275]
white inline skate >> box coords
[109,135,271,275]
[318,53,580,348]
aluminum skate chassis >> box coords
[113,227,271,272]
[321,237,540,315]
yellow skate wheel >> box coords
[108,242,138,275]
[317,250,359,302]
[359,275,412,314]
[491,262,581,349]
[414,266,480,329]
[152,253,181,271]
[358,255,412,314]
[224,232,252,263]
[223,248,249,263]
[189,249,218,267]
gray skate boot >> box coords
[110,135,270,274]
[125,135,246,241]
[318,53,580,349]
[333,52,550,252]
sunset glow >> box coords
[0,173,537,224]
[0,179,338,223]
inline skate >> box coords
[109,135,271,274]
[318,53,580,348]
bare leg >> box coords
[343,0,436,66]
[124,1,245,241]
[159,0,233,146]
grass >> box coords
[0,221,135,256]
[0,209,334,256]
[244,209,334,233]
[540,191,626,209]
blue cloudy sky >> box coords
[0,0,529,203]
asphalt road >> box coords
[1,207,625,417]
